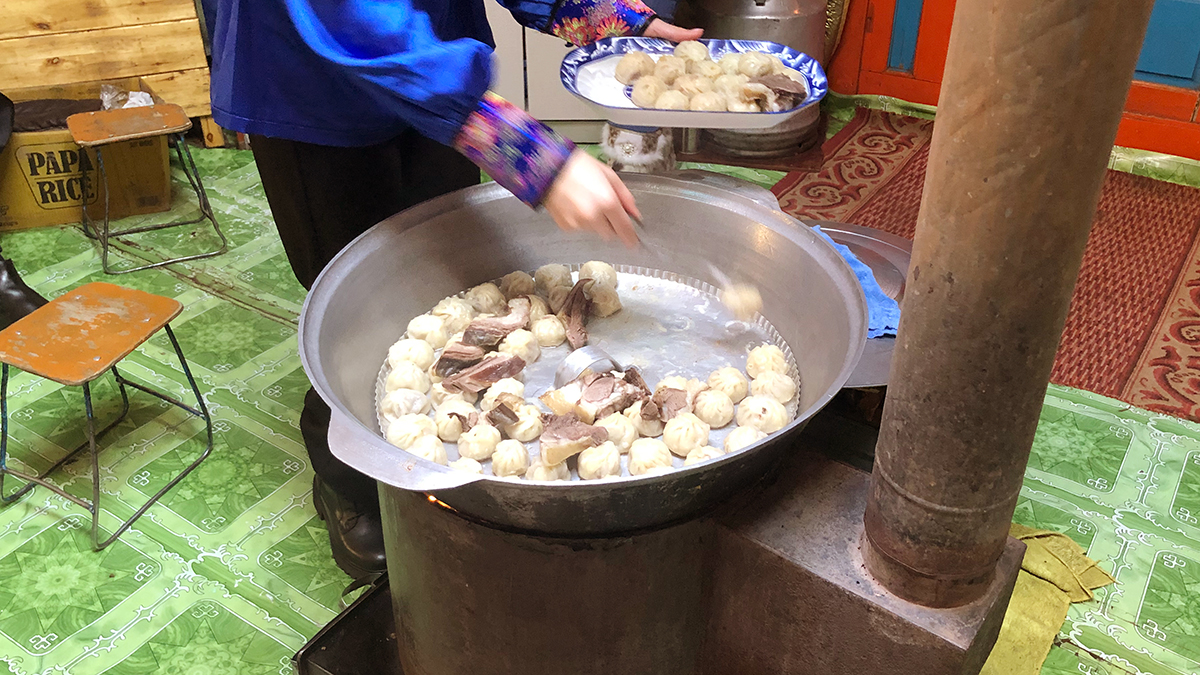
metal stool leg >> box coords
[91,324,213,549]
[83,134,229,275]
[1,366,130,505]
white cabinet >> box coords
[484,1,527,105]
[484,4,606,143]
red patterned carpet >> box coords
[773,108,1200,421]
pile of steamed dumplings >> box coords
[379,260,797,482]
[615,40,807,113]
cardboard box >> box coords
[0,77,172,232]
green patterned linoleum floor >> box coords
[0,141,1199,675]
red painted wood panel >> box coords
[826,0,873,93]
[1124,82,1199,121]
[911,0,954,84]
[859,70,942,105]
[1116,113,1200,161]
[860,0,897,74]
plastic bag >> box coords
[100,84,154,110]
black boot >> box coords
[312,474,387,579]
[0,257,48,331]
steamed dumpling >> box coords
[751,371,798,404]
[499,270,535,299]
[628,438,673,476]
[546,284,572,314]
[663,412,710,457]
[689,91,726,111]
[408,435,448,465]
[738,52,773,77]
[449,456,484,474]
[714,73,749,97]
[625,400,665,437]
[385,414,437,450]
[656,375,688,393]
[595,412,638,452]
[492,439,531,477]
[535,264,572,294]
[683,445,725,466]
[578,441,622,480]
[721,282,762,320]
[465,282,507,314]
[615,51,656,84]
[632,75,669,108]
[499,328,540,364]
[531,315,567,347]
[708,367,749,403]
[689,59,723,80]
[480,377,525,411]
[407,313,449,349]
[386,360,431,393]
[380,388,431,423]
[746,344,788,378]
[434,399,477,442]
[503,404,545,442]
[717,53,742,75]
[724,425,766,452]
[430,381,476,407]
[388,338,435,371]
[432,296,475,334]
[579,261,618,288]
[727,98,761,113]
[525,459,570,481]
[692,389,734,428]
[673,40,709,62]
[653,56,686,85]
[767,54,787,74]
[528,294,550,322]
[458,423,502,460]
[673,74,714,98]
[736,395,789,433]
[585,281,622,317]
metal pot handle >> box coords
[327,413,483,492]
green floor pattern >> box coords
[0,146,1198,675]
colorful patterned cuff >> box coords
[549,0,657,46]
[454,92,576,207]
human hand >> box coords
[643,18,703,43]
[543,151,642,248]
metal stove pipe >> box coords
[862,0,1154,607]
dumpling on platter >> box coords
[632,75,669,108]
[615,51,655,84]
[674,40,709,62]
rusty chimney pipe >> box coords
[862,0,1155,607]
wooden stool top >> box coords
[67,104,191,147]
[0,282,183,386]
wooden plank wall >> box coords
[0,0,212,118]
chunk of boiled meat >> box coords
[442,354,526,393]
[560,280,592,350]
[540,412,608,464]
[462,297,531,348]
[433,342,486,377]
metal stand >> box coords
[80,133,228,275]
[0,324,213,550]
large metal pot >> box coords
[299,172,866,536]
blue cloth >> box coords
[209,0,557,147]
[813,226,901,339]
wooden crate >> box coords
[0,0,213,120]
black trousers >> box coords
[251,130,479,510]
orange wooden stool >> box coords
[0,282,213,549]
[67,104,228,274]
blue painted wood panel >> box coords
[1135,0,1200,87]
[886,0,924,72]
